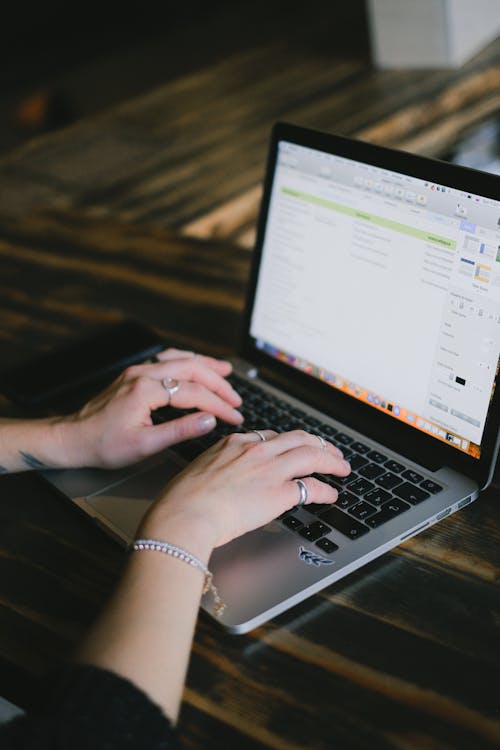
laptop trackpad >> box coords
[82,460,182,541]
[43,452,184,543]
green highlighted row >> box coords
[282,186,456,249]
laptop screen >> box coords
[249,139,500,459]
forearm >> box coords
[0,416,81,474]
[77,513,215,724]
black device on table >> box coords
[0,319,166,410]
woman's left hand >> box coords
[59,348,243,469]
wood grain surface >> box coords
[0,9,499,745]
[0,211,498,750]
[0,20,499,249]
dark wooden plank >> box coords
[0,24,499,248]
[0,210,249,366]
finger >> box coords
[240,429,278,443]
[273,442,351,480]
[249,429,344,459]
[137,412,218,456]
[124,376,242,425]
[158,359,240,405]
[126,359,241,406]
[286,475,338,508]
[210,429,277,447]
[196,430,278,462]
[161,381,241,424]
[313,433,343,458]
[154,348,233,376]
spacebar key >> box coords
[320,507,369,539]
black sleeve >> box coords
[0,664,177,749]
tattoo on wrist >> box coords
[19,452,49,470]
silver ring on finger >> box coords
[250,429,267,442]
[161,377,181,406]
[315,434,327,451]
[295,478,308,506]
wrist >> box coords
[49,413,94,469]
[0,416,90,473]
[137,506,217,566]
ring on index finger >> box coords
[161,377,181,406]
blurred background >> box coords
[1,1,499,171]
[0,1,370,154]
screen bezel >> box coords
[240,121,500,487]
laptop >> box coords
[44,122,500,634]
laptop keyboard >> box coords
[155,373,443,555]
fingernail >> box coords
[233,409,244,422]
[343,459,351,470]
[198,414,216,432]
[230,389,242,406]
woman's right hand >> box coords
[81,430,351,725]
[138,429,351,551]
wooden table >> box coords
[0,18,499,746]
[0,210,499,750]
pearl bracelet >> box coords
[131,539,226,617]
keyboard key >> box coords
[270,413,289,426]
[316,473,342,488]
[375,472,403,490]
[349,501,378,520]
[299,521,332,541]
[321,507,370,539]
[358,463,386,480]
[346,477,375,495]
[267,421,283,432]
[321,425,338,437]
[349,454,369,471]
[350,441,370,454]
[336,491,358,509]
[304,416,322,428]
[340,447,354,460]
[282,515,303,530]
[402,469,424,484]
[281,421,305,431]
[367,450,387,464]
[363,487,392,506]
[331,472,359,491]
[384,459,405,473]
[335,433,353,445]
[393,482,430,505]
[365,498,411,527]
[304,502,328,516]
[420,479,443,494]
[316,537,339,553]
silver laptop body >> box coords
[44,123,500,634]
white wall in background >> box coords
[368,0,500,68]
